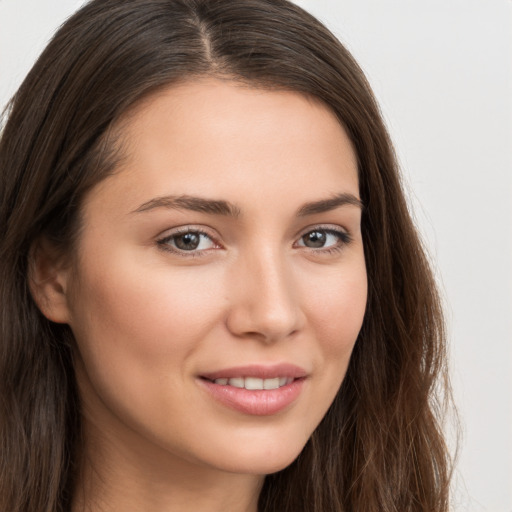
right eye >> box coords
[157,228,219,255]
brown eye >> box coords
[296,228,350,251]
[158,230,217,253]
[174,232,201,250]
[301,231,327,248]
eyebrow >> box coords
[296,193,363,216]
[132,195,242,217]
[131,192,363,217]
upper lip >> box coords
[200,363,308,381]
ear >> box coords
[28,237,72,324]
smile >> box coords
[198,364,307,415]
[206,376,295,390]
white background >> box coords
[1,1,511,510]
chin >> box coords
[198,430,310,476]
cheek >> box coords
[304,261,367,358]
[295,257,367,417]
[71,253,220,350]
[67,250,226,406]
[67,252,230,445]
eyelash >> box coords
[157,227,218,258]
[156,225,352,258]
[298,227,352,255]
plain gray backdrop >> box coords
[1,1,511,510]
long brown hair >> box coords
[0,0,453,510]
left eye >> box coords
[159,231,216,252]
[296,229,346,249]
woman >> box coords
[0,0,452,510]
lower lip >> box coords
[199,378,305,416]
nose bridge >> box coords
[226,242,302,342]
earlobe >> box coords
[28,238,72,324]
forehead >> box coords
[85,79,359,217]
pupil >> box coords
[304,231,326,248]
[175,233,200,250]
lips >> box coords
[198,364,307,415]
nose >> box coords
[225,247,305,343]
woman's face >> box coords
[63,79,367,475]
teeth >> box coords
[263,377,280,390]
[212,377,294,389]
[245,377,264,390]
[228,377,245,388]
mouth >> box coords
[201,376,296,390]
[198,364,307,416]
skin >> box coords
[34,79,367,512]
